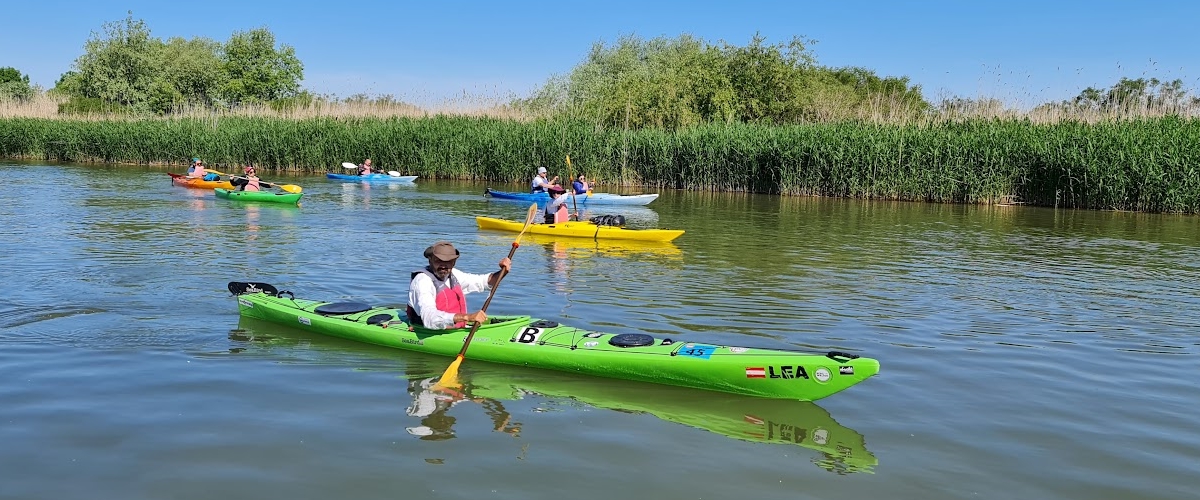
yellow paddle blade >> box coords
[434,355,465,390]
[515,203,537,242]
[279,184,303,194]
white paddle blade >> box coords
[342,162,359,169]
[388,171,402,177]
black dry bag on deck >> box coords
[590,215,626,227]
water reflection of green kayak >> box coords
[230,316,877,474]
[464,369,878,474]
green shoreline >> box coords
[3,115,1199,213]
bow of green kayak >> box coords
[230,282,880,401]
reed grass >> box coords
[3,92,1199,213]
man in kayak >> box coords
[531,166,559,193]
[543,185,577,223]
[407,241,513,329]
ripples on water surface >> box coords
[1,161,1197,500]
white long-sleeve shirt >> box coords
[408,268,494,329]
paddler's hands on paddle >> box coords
[457,258,512,326]
[455,311,489,325]
[490,257,513,286]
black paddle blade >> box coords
[227,281,279,296]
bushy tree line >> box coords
[51,14,304,114]
[1059,77,1200,113]
[0,67,36,101]
[518,33,930,129]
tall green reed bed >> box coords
[1,115,1197,212]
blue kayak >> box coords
[326,172,418,183]
[485,188,659,206]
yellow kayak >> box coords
[477,216,684,242]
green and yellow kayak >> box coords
[229,282,879,401]
[476,216,684,242]
[215,188,302,204]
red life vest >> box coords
[545,200,568,223]
[406,268,467,328]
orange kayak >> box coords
[168,172,234,190]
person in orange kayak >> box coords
[407,241,512,329]
[187,158,207,178]
[543,185,576,224]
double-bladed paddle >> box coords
[341,161,404,177]
[435,203,538,390]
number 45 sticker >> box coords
[677,344,715,359]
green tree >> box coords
[158,36,225,107]
[523,33,928,128]
[220,27,304,104]
[0,66,34,101]
[65,13,161,110]
[1067,77,1199,113]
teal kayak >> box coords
[229,282,880,401]
[215,188,303,204]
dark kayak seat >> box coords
[826,351,861,362]
[228,281,279,297]
[609,333,655,348]
[314,301,373,315]
[366,313,394,325]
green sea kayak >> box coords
[214,188,302,204]
[229,282,880,401]
[234,313,878,472]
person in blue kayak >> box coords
[358,158,377,176]
[571,174,591,195]
[407,241,513,329]
[543,185,577,224]
[531,166,559,193]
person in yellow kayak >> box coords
[406,241,513,329]
[543,185,577,224]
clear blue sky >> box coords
[3,0,1196,107]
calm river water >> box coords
[1,161,1197,500]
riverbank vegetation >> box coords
[2,15,1199,213]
